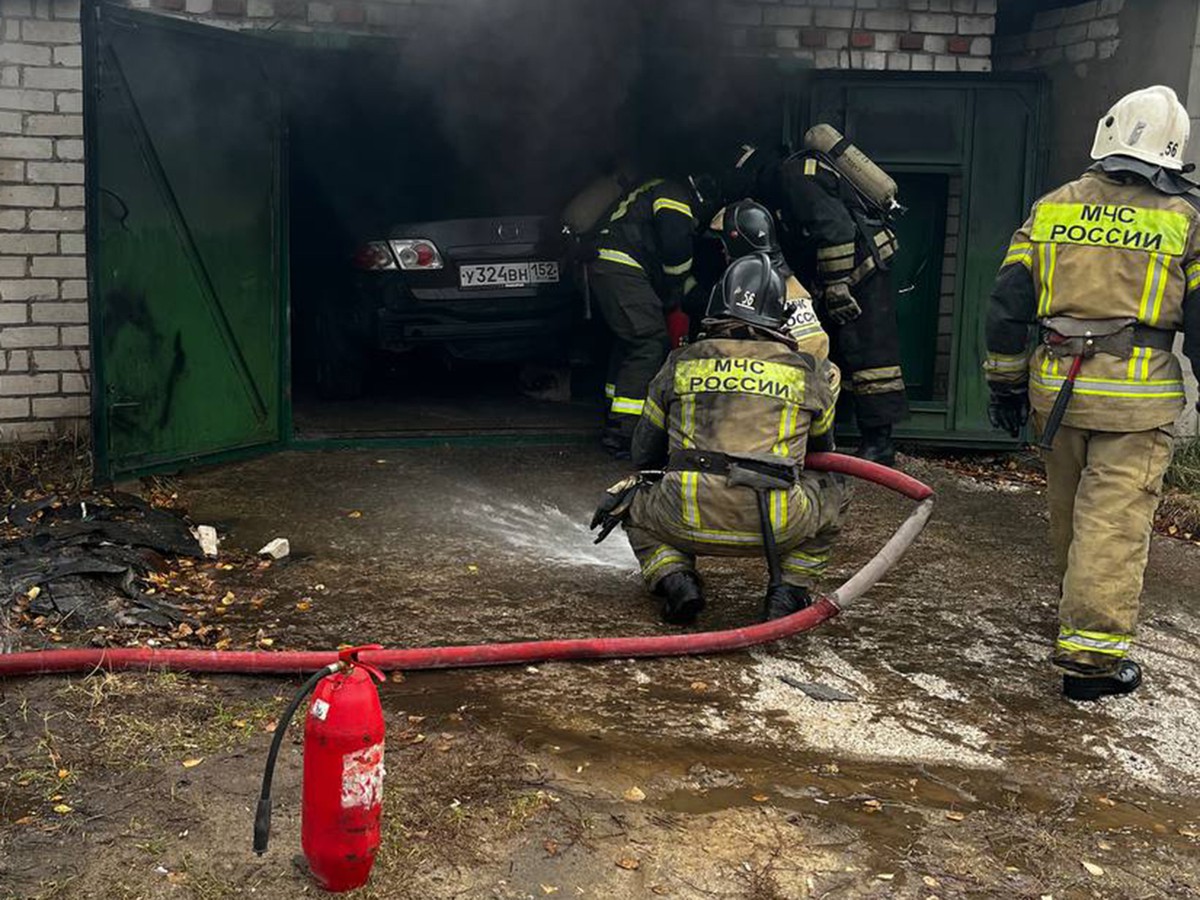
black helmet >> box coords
[715,199,780,259]
[705,252,788,332]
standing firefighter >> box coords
[985,85,1200,701]
[587,178,699,457]
[730,131,908,465]
[592,254,850,624]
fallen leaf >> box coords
[864,799,883,811]
[348,511,363,519]
[1153,823,1169,834]
[411,734,426,744]
[214,638,232,651]
[390,672,405,683]
[543,839,560,857]
[14,815,36,826]
[52,804,72,814]
[540,885,559,895]
[752,794,770,803]
[26,586,40,600]
[1097,840,1113,850]
[690,681,708,692]
[295,601,312,612]
[49,795,62,802]
[407,715,426,724]
[1082,860,1104,877]
[946,811,966,822]
[56,769,69,780]
[616,857,640,871]
[220,563,235,571]
[1096,795,1117,807]
[877,873,895,881]
[467,564,479,573]
[923,876,940,888]
[258,637,275,648]
[182,758,203,768]
[651,888,669,896]
[1179,828,1198,838]
[623,787,646,802]
[220,592,235,606]
[167,872,189,886]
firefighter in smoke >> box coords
[585,177,701,457]
[591,254,850,625]
[727,129,908,466]
[984,85,1200,701]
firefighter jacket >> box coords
[986,169,1200,432]
[757,153,898,293]
[630,333,839,544]
[594,179,697,304]
[782,269,831,359]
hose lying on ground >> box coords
[0,453,934,678]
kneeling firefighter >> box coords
[728,129,908,465]
[592,253,850,624]
[984,85,1200,702]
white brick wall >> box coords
[994,0,1123,71]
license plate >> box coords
[459,261,559,289]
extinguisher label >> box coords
[310,699,330,721]
[341,742,385,810]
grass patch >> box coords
[0,434,92,505]
[1166,437,1200,495]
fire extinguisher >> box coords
[666,307,690,349]
[254,646,386,892]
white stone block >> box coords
[0,325,60,348]
[0,88,55,112]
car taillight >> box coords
[352,241,397,271]
[389,239,444,271]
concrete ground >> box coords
[2,445,1199,899]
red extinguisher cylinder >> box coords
[301,663,386,892]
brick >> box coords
[0,136,54,159]
[308,2,333,22]
[923,34,947,53]
[61,372,89,394]
[186,0,214,12]
[60,233,84,255]
[31,301,86,323]
[1065,40,1096,61]
[34,395,89,418]
[957,14,993,34]
[801,28,827,47]
[826,30,848,48]
[1062,1,1098,24]
[0,305,27,325]
[1,349,30,372]
[952,0,973,11]
[875,32,897,51]
[0,325,59,348]
[55,138,83,160]
[31,256,84,278]
[976,0,997,11]
[0,45,53,67]
[3,0,34,14]
[60,280,86,300]
[0,279,57,301]
[899,32,925,50]
[776,28,800,49]
[850,31,874,48]
[1098,0,1123,14]
[0,421,62,441]
[862,51,887,69]
[1,69,18,89]
[213,0,248,15]
[0,159,24,181]
[1056,24,1087,45]
[814,8,853,28]
[0,185,55,207]
[57,185,83,207]
[276,0,306,17]
[21,21,81,43]
[151,0,186,9]
[863,9,908,30]
[814,49,840,68]
[0,373,59,395]
[720,3,761,26]
[0,211,24,230]
[25,114,83,136]
[934,55,956,71]
[0,88,55,112]
[1098,38,1119,59]
[53,0,82,18]
[59,325,88,346]
[970,36,990,55]
[1032,8,1065,29]
[32,348,89,370]
[27,161,83,183]
[0,233,57,255]
[948,35,969,53]
[1087,17,1119,39]
[908,0,930,8]
[764,6,811,26]
[0,258,26,277]
[887,51,912,71]
[912,12,955,34]
[0,111,22,134]
[0,398,31,419]
[247,0,273,16]
[333,2,364,24]
[56,93,82,114]
[957,57,991,71]
[22,66,82,91]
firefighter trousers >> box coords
[1035,412,1175,674]
[828,270,909,429]
[623,471,851,592]
[589,262,669,436]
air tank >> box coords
[803,124,899,212]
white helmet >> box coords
[1090,85,1189,171]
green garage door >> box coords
[86,5,286,480]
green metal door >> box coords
[86,5,285,479]
[803,74,1045,444]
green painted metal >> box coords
[803,73,1046,444]
[86,5,285,481]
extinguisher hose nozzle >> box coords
[253,662,340,856]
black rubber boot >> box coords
[657,571,705,626]
[1063,660,1142,702]
[856,425,896,468]
[763,584,814,621]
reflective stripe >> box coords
[812,403,836,436]
[604,382,616,399]
[644,398,666,429]
[652,197,695,219]
[681,471,701,527]
[769,489,787,532]
[1187,260,1200,292]
[1002,241,1034,270]
[609,179,664,222]
[1136,252,1169,324]
[680,395,696,449]
[803,158,817,176]
[1031,369,1185,399]
[983,352,1030,375]
[596,248,643,271]
[853,366,903,383]
[671,526,762,546]
[642,544,689,579]
[663,257,693,277]
[1057,627,1133,656]
[817,241,856,261]
[1126,346,1153,381]
[851,366,905,395]
[783,549,829,573]
[610,396,645,416]
[1030,203,1190,255]
[1037,242,1057,317]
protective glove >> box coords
[822,282,862,325]
[808,430,836,453]
[988,383,1030,437]
[589,475,644,544]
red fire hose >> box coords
[0,454,934,679]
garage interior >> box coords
[85,1,1043,480]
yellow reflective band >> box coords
[679,395,696,449]
[852,366,903,383]
[1126,347,1153,381]
[653,197,695,219]
[604,382,616,399]
[769,489,787,532]
[1057,627,1133,656]
[681,471,701,527]
[1037,242,1057,317]
[675,358,806,402]
[1031,369,1185,399]
[817,241,856,260]
[610,396,645,416]
[803,158,817,176]
[663,257,693,277]
[642,545,689,579]
[819,257,856,274]
[644,398,666,429]
[1030,203,1190,256]
[1003,243,1034,270]
[812,403,836,436]
[596,248,643,271]
[609,179,664,222]
[1187,261,1200,291]
[984,352,1029,374]
[683,274,698,295]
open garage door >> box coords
[86,5,285,480]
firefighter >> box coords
[588,177,699,457]
[592,253,850,625]
[728,140,908,466]
[984,85,1200,702]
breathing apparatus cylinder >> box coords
[803,124,899,213]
